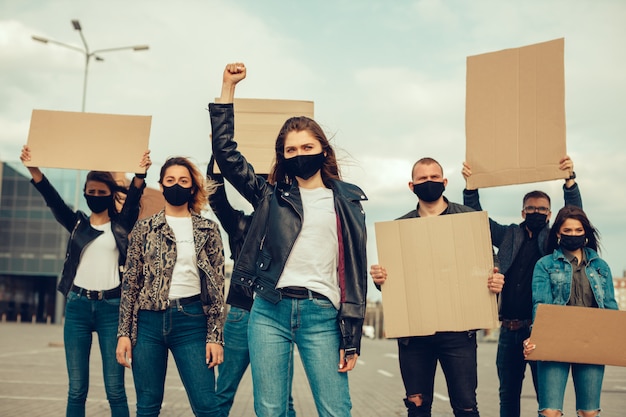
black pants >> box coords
[398,331,479,417]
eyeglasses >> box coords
[523,206,550,214]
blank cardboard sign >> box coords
[375,211,498,338]
[528,304,626,367]
[213,98,314,175]
[25,109,151,173]
[465,38,568,189]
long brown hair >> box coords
[268,116,341,187]
[158,157,217,214]
[547,206,600,253]
[84,171,128,218]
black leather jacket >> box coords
[208,103,369,355]
[207,157,254,311]
[32,175,145,296]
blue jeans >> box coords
[537,361,604,415]
[131,301,223,417]
[248,296,351,417]
[496,326,538,417]
[398,331,479,417]
[64,291,129,417]
[216,306,296,417]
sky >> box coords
[1,0,625,300]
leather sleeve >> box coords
[339,317,364,355]
[32,175,78,233]
[208,103,269,209]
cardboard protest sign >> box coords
[374,211,498,338]
[465,38,568,189]
[528,304,626,367]
[26,109,151,173]
[213,98,314,175]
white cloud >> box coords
[1,0,625,277]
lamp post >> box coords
[32,19,149,113]
[32,19,149,209]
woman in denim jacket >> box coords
[526,206,618,417]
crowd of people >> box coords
[20,62,618,417]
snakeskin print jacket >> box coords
[117,209,225,345]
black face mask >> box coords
[284,153,325,180]
[559,234,587,251]
[525,213,548,233]
[162,184,193,207]
[84,194,113,214]
[412,181,445,202]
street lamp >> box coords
[32,19,149,210]
[32,19,149,112]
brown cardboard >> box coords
[25,109,151,173]
[374,211,499,338]
[214,98,314,175]
[465,38,568,189]
[528,304,626,367]
[112,173,164,220]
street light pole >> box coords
[33,19,149,113]
[32,19,149,208]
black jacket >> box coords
[32,175,145,296]
[208,103,369,355]
[207,157,254,311]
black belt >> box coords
[168,294,201,308]
[501,319,532,331]
[71,285,121,300]
[278,286,327,300]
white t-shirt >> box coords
[166,215,201,299]
[277,187,340,308]
[73,222,120,290]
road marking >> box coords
[0,348,62,358]
[377,369,394,377]
[383,353,398,359]
[0,395,71,402]
[434,392,449,401]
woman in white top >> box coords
[116,156,226,417]
[209,64,368,417]
[20,145,150,417]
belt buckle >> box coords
[86,290,103,300]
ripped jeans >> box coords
[537,360,604,415]
[398,331,479,417]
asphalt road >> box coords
[0,323,625,416]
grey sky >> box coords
[1,1,625,297]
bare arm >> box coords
[216,62,246,104]
[19,145,43,183]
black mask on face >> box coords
[525,212,548,233]
[84,194,113,214]
[559,234,587,251]
[284,152,325,180]
[162,184,193,207]
[412,181,445,202]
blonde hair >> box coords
[158,157,217,213]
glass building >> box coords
[0,161,85,323]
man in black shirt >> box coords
[461,156,582,417]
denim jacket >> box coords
[532,247,619,320]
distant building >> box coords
[614,276,626,311]
[0,162,69,323]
